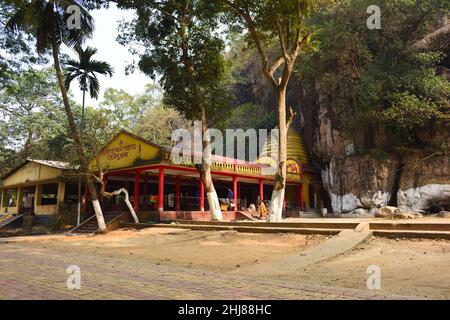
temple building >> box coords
[91,128,323,221]
[0,127,323,224]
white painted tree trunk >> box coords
[267,188,285,222]
[108,188,139,223]
[207,191,223,221]
[200,109,223,222]
[92,199,107,232]
[267,86,288,222]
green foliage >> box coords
[0,0,46,87]
[116,0,232,125]
[6,0,94,54]
[0,69,65,155]
[64,46,114,100]
[134,105,188,146]
[219,103,277,130]
[222,0,313,52]
[100,83,163,130]
[300,0,450,150]
[80,105,124,160]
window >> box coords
[41,183,58,205]
[6,189,18,207]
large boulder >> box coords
[321,157,397,213]
[376,206,423,219]
[397,184,450,213]
[397,154,450,213]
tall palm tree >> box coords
[64,46,113,227]
[64,46,113,136]
[6,0,108,232]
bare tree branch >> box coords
[220,0,278,86]
[275,16,289,64]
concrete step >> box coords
[373,230,450,240]
[370,222,450,232]
[69,212,127,235]
[166,219,359,230]
[121,222,341,235]
[0,214,25,230]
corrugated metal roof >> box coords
[27,159,74,170]
[1,158,75,180]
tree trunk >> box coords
[267,86,288,222]
[22,131,33,158]
[199,109,222,221]
[76,89,86,226]
[50,37,106,233]
[106,188,139,223]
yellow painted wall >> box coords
[91,132,161,172]
[0,188,18,214]
[1,163,65,215]
[35,205,57,215]
[3,162,62,187]
[1,206,17,214]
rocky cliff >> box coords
[234,61,450,215]
[316,101,450,214]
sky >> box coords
[62,4,150,107]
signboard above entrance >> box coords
[91,131,162,172]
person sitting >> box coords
[259,200,268,219]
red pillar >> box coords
[298,183,304,210]
[175,176,181,211]
[199,178,205,212]
[158,167,164,211]
[143,173,149,206]
[134,170,141,210]
[259,179,264,202]
[233,175,237,211]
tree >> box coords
[116,0,232,220]
[100,88,140,129]
[300,0,450,151]
[6,0,108,232]
[0,68,67,160]
[0,0,46,87]
[63,45,113,226]
[64,46,113,136]
[220,0,313,221]
[100,83,163,130]
[134,105,188,146]
[219,103,277,131]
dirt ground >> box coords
[4,228,330,271]
[3,228,450,299]
[297,236,450,299]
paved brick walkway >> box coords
[0,243,410,300]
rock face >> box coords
[233,53,449,215]
[311,79,449,214]
[321,156,397,213]
[315,107,449,213]
[375,206,423,219]
[396,154,450,213]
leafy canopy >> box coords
[64,46,114,99]
[116,0,232,125]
